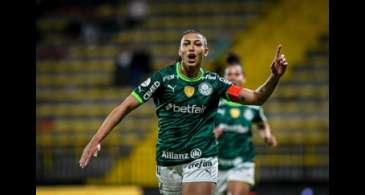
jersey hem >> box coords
[157,154,217,166]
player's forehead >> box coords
[181,33,205,42]
[225,65,242,75]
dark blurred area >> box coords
[36,0,328,195]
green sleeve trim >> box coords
[225,92,231,101]
[225,100,243,107]
[131,91,144,104]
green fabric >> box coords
[215,100,267,170]
[132,63,233,166]
[131,91,143,104]
[176,62,204,82]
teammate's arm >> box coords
[257,122,277,147]
[227,45,288,105]
[214,127,224,139]
[79,95,141,168]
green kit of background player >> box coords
[79,29,288,195]
[214,53,278,195]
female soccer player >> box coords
[79,29,288,195]
[214,53,277,195]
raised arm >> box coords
[227,45,288,105]
[79,94,140,168]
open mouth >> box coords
[187,53,197,63]
[231,80,239,85]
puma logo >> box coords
[167,85,176,93]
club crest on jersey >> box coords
[244,109,254,120]
[198,82,213,96]
[230,108,240,118]
[184,86,195,97]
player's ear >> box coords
[241,77,247,85]
[203,47,209,57]
[178,48,182,57]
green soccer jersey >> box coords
[131,62,233,166]
[215,100,267,170]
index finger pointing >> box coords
[275,44,282,58]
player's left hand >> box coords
[264,135,278,147]
[214,127,224,139]
[271,44,288,77]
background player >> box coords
[79,29,287,195]
[214,53,278,195]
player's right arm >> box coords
[79,95,140,168]
[79,72,163,168]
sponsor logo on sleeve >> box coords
[219,77,232,85]
[204,74,217,80]
[141,78,151,87]
[143,81,160,100]
[162,74,175,81]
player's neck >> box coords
[180,62,202,78]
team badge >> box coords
[184,86,195,97]
[198,82,213,96]
[244,109,254,120]
[230,108,240,118]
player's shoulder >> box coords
[218,99,227,107]
[151,63,177,82]
[202,69,221,79]
[202,69,232,85]
[245,105,263,111]
[155,63,175,75]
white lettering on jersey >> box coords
[220,124,249,134]
[219,77,232,85]
[165,103,207,114]
[163,74,175,81]
[143,81,161,100]
[161,151,189,160]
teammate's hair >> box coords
[226,52,241,65]
[225,52,245,75]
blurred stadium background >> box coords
[36,0,329,194]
